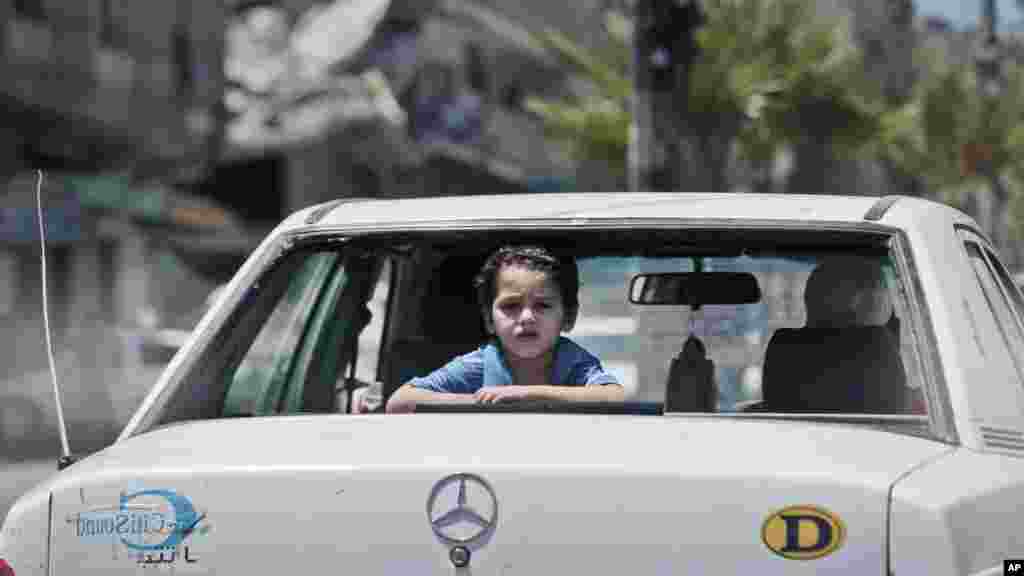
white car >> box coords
[2,192,1023,575]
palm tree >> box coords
[522,0,883,194]
[521,11,633,190]
[876,44,1024,267]
[713,0,884,195]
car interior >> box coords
[150,228,930,432]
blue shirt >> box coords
[408,336,620,394]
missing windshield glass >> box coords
[142,227,930,439]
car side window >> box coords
[964,241,1024,382]
[222,252,342,417]
[983,246,1024,336]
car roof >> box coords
[286,192,973,233]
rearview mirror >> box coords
[629,272,761,306]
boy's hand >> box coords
[474,385,533,404]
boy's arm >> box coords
[385,384,476,413]
[385,350,484,413]
[473,382,625,404]
[521,383,626,403]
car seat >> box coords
[761,326,905,413]
[381,253,488,399]
[759,256,907,413]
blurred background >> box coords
[3,0,1024,514]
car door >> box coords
[221,248,384,418]
[278,252,384,415]
[221,251,342,417]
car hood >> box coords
[10,415,952,574]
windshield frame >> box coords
[122,220,955,444]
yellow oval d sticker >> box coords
[762,505,845,560]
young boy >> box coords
[385,245,624,413]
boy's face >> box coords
[486,264,567,361]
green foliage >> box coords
[523,19,632,180]
[1006,67,1024,237]
[871,63,982,205]
[699,0,883,167]
[877,43,1024,237]
[519,0,1024,244]
[525,97,631,174]
[535,27,632,103]
[522,0,884,190]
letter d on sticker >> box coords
[762,505,845,560]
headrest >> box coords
[804,256,892,327]
[763,326,906,413]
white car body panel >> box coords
[26,416,951,574]
[850,197,1024,454]
[4,192,1024,574]
[312,193,884,228]
[891,448,1024,575]
[882,199,982,441]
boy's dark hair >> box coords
[474,245,579,327]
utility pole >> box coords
[630,0,703,192]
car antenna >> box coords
[35,170,75,470]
